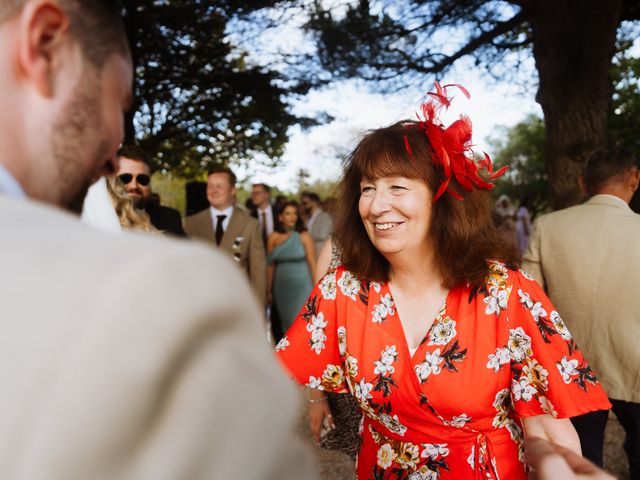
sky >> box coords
[231,5,544,193]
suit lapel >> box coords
[194,209,215,244]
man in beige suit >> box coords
[185,167,267,304]
[0,1,312,479]
[523,145,640,475]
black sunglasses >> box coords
[118,173,150,186]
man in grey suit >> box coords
[185,167,267,305]
[301,191,332,259]
[523,145,640,475]
[0,1,311,479]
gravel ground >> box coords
[298,404,629,480]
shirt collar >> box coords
[0,164,26,199]
[210,205,234,218]
[589,194,630,209]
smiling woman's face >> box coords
[358,176,432,258]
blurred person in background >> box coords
[523,145,640,475]
[301,191,333,260]
[267,200,315,341]
[515,196,532,255]
[116,145,185,236]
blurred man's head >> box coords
[251,183,271,210]
[116,145,152,208]
[207,167,237,210]
[300,191,321,216]
[583,145,640,202]
[0,0,132,212]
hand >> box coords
[308,401,335,443]
[525,437,615,480]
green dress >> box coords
[268,232,314,332]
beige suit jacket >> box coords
[522,194,640,402]
[0,196,314,480]
[308,209,332,260]
[185,207,267,304]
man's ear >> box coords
[16,1,70,97]
[578,175,587,194]
[629,168,640,193]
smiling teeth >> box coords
[375,223,397,231]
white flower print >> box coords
[306,312,328,355]
[275,336,289,352]
[374,345,398,375]
[550,311,572,340]
[378,413,408,436]
[530,301,548,322]
[422,443,449,460]
[395,443,419,469]
[428,316,457,345]
[345,355,359,378]
[337,326,347,356]
[322,364,345,389]
[338,270,361,300]
[486,347,510,372]
[448,413,472,428]
[484,286,509,316]
[415,349,444,383]
[377,443,396,469]
[354,377,374,402]
[539,396,558,418]
[370,281,382,293]
[306,376,323,390]
[518,289,534,309]
[319,270,337,300]
[508,327,533,363]
[372,293,395,324]
[557,356,579,384]
[467,446,475,470]
[512,377,537,402]
[520,269,535,281]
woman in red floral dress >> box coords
[276,85,611,480]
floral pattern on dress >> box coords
[370,424,450,479]
[372,293,396,324]
[277,264,611,480]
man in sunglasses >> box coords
[117,145,186,236]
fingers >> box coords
[525,437,615,480]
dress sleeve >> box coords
[505,269,611,419]
[275,267,349,393]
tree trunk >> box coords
[526,0,622,209]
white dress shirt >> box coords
[258,204,274,237]
[0,164,26,199]
[209,205,234,232]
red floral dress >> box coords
[276,262,611,480]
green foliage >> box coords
[489,114,548,216]
[609,39,640,156]
[121,1,310,177]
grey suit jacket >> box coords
[308,209,332,260]
[184,206,267,304]
[522,194,640,402]
[0,196,313,480]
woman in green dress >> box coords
[267,201,316,336]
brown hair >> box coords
[333,120,520,289]
[118,145,151,168]
[207,166,237,187]
[583,145,639,196]
[0,0,129,68]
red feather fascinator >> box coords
[404,82,507,202]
